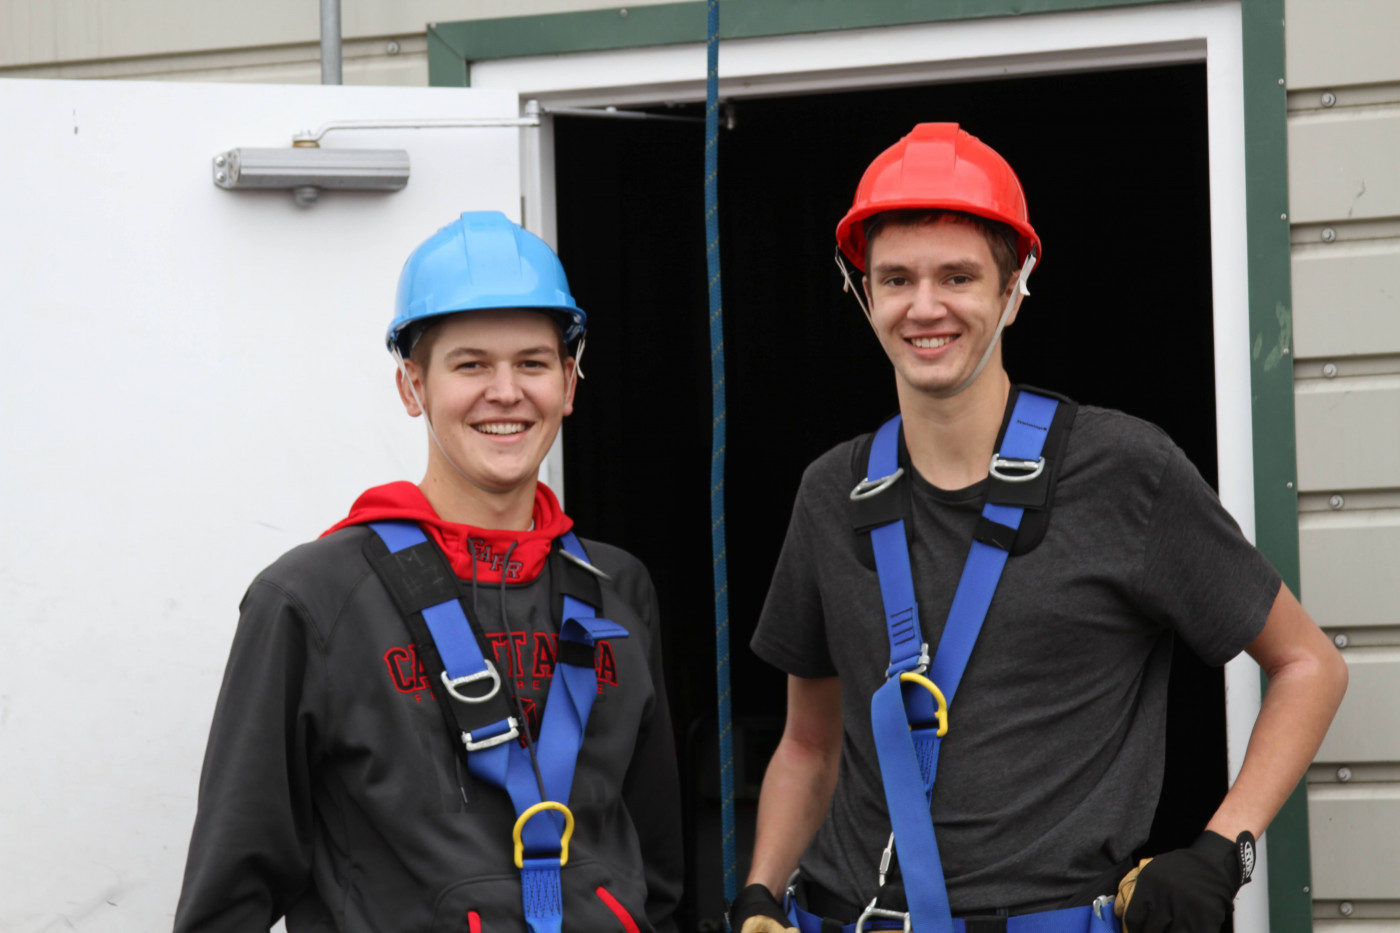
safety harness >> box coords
[364,521,627,933]
[790,387,1117,933]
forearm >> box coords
[1206,593,1348,839]
[747,730,841,894]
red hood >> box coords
[322,481,573,584]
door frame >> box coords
[441,2,1305,930]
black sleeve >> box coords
[620,569,684,933]
[750,479,837,678]
[173,579,325,933]
[1137,446,1282,665]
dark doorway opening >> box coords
[556,62,1219,932]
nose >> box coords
[483,365,524,404]
[907,278,947,321]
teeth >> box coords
[475,422,528,435]
[911,336,952,349]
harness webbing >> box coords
[368,521,628,933]
[866,391,1059,933]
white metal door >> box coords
[0,78,528,932]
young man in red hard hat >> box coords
[174,212,682,933]
[731,125,1347,933]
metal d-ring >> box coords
[988,454,1045,483]
[441,661,502,704]
[850,468,904,501]
[855,898,912,933]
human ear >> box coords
[395,360,426,418]
[562,357,578,418]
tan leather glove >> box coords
[740,917,798,933]
[1114,857,1153,932]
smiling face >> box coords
[398,309,575,501]
[862,215,1022,400]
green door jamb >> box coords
[1240,1,1311,930]
[424,0,1190,83]
[427,2,1312,929]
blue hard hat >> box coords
[388,211,586,355]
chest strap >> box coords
[862,389,1067,933]
[366,522,628,933]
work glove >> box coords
[728,883,797,933]
[1115,831,1253,933]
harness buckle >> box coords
[512,801,575,869]
[885,642,930,678]
[988,454,1045,483]
[855,898,911,933]
[1093,894,1114,921]
[783,869,800,914]
[851,468,905,501]
[877,832,895,887]
[441,661,503,704]
[462,716,520,752]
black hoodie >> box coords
[174,495,682,933]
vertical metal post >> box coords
[320,0,343,85]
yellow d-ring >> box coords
[898,672,949,737]
[512,801,575,869]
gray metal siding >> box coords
[1287,0,1400,923]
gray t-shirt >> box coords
[751,404,1280,914]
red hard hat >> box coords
[835,123,1041,273]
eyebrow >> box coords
[440,345,558,360]
[441,346,488,360]
[871,258,985,278]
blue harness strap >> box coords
[863,391,1064,933]
[368,522,627,933]
[789,900,1119,933]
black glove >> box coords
[1121,831,1252,933]
[727,883,795,933]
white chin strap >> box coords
[835,247,1038,398]
[949,249,1036,396]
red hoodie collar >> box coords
[323,481,573,584]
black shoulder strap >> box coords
[548,539,605,621]
[849,417,911,571]
[990,385,1078,555]
[848,387,1078,561]
[361,533,518,768]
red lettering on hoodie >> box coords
[533,632,558,680]
[384,645,430,694]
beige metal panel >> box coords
[1295,376,1400,490]
[0,0,677,69]
[1288,109,1400,225]
[0,34,428,86]
[1286,0,1400,90]
[1301,511,1400,628]
[1316,649,1400,762]
[1309,783,1400,899]
[1292,241,1400,360]
[1316,923,1400,932]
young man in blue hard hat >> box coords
[730,125,1347,933]
[174,212,682,933]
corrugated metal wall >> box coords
[1286,0,1400,928]
[0,0,675,84]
